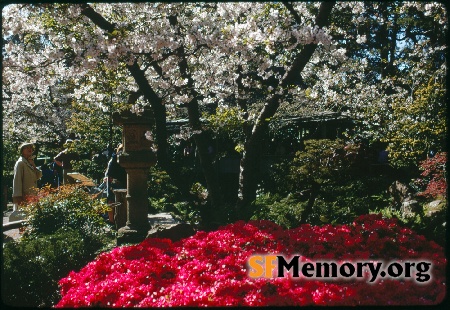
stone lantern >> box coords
[113,108,156,244]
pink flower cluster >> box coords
[56,214,446,307]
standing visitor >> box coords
[54,139,79,185]
[103,144,127,224]
[11,142,42,220]
[38,162,59,188]
[105,144,127,189]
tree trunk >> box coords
[171,14,224,220]
[236,1,335,213]
[236,94,282,212]
[186,98,223,221]
[125,63,170,169]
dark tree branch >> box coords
[79,3,173,175]
[170,11,223,212]
[283,2,302,24]
[80,4,116,33]
[282,1,336,88]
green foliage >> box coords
[66,69,129,161]
[171,201,202,226]
[251,193,305,229]
[67,99,123,158]
[204,106,245,144]
[314,179,387,224]
[289,139,354,186]
[21,185,111,237]
[2,140,16,201]
[385,77,446,167]
[146,167,207,227]
[2,139,18,178]
[2,185,116,307]
[146,165,237,229]
[234,143,245,154]
[148,166,182,203]
[147,166,186,216]
[261,157,292,196]
[71,158,107,185]
[2,227,111,307]
[255,138,446,245]
[190,182,208,205]
[253,139,394,227]
[252,177,392,229]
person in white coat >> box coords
[12,142,42,211]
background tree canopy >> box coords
[2,2,446,220]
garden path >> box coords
[3,210,21,243]
[2,211,180,244]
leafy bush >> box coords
[146,167,204,226]
[253,139,393,227]
[172,201,202,225]
[171,187,238,229]
[149,175,237,229]
[148,166,183,204]
[316,177,391,222]
[21,185,110,237]
[72,157,107,185]
[2,185,116,307]
[251,187,384,229]
[204,106,245,143]
[251,193,305,228]
[289,139,360,186]
[147,166,195,218]
[370,153,447,246]
[2,227,112,307]
[252,167,390,228]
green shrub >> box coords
[172,201,202,225]
[251,193,305,229]
[148,166,182,203]
[22,185,110,237]
[71,158,107,185]
[146,167,201,225]
[2,185,116,307]
[289,139,353,187]
[2,227,112,307]
[252,139,395,227]
[316,177,392,222]
[253,169,394,227]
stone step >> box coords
[148,212,181,226]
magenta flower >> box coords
[56,214,446,307]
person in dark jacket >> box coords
[104,144,127,203]
[54,139,79,185]
[105,144,127,187]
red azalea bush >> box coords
[56,214,446,307]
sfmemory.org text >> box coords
[247,255,432,283]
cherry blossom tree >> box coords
[2,2,446,220]
[2,3,331,210]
